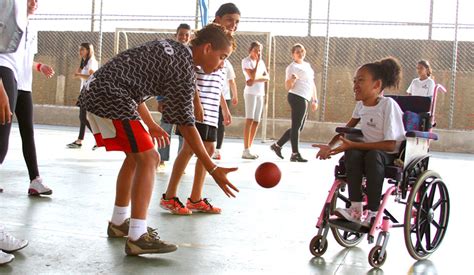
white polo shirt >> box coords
[406,77,435,97]
[286,61,315,101]
[17,23,38,91]
[352,96,406,154]
[242,56,267,97]
[222,60,235,100]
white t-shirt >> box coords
[223,59,235,100]
[80,58,99,89]
[352,96,406,154]
[0,0,28,81]
[17,23,37,91]
[406,77,435,97]
[242,56,268,97]
[286,61,314,101]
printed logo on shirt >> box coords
[159,40,175,56]
[367,118,377,128]
[422,84,428,89]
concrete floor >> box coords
[0,124,471,274]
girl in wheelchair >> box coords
[315,57,406,228]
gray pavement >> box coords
[0,124,471,274]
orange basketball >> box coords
[255,162,281,188]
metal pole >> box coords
[91,0,96,32]
[97,0,104,66]
[195,0,199,29]
[428,0,434,40]
[448,0,459,129]
[320,0,331,121]
[307,0,312,36]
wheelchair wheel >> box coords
[330,188,365,248]
[368,245,387,268]
[404,170,450,260]
[309,235,328,257]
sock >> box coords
[128,218,147,241]
[111,206,129,226]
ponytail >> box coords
[360,56,402,91]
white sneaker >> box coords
[334,202,362,223]
[28,177,53,196]
[0,230,28,253]
[242,149,259,160]
[0,250,14,265]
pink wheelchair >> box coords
[309,86,449,268]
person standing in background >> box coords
[66,42,98,149]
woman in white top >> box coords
[241,41,269,159]
[315,57,406,228]
[66,42,98,149]
[406,60,435,98]
[270,44,318,162]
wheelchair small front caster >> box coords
[309,235,328,257]
[368,245,387,268]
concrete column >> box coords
[55,75,66,105]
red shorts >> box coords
[87,113,154,153]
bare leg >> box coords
[189,141,214,202]
[114,153,137,207]
[248,121,259,148]
[164,140,194,199]
[130,148,160,219]
[243,119,253,149]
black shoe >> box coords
[290,153,307,162]
[270,143,284,159]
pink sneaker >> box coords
[159,194,192,215]
[186,198,221,214]
[334,206,362,223]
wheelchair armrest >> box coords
[336,127,363,142]
[405,130,438,141]
[335,127,363,136]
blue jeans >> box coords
[158,120,183,162]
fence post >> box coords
[319,0,331,122]
[307,0,312,36]
[97,0,104,66]
[448,0,459,129]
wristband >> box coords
[209,165,218,175]
[36,63,42,72]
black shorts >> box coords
[176,122,217,142]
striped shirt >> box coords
[196,68,225,127]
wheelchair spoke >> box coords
[424,222,432,250]
[432,199,443,211]
[431,220,441,230]
[427,184,437,206]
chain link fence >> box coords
[30,0,474,131]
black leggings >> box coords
[0,66,39,181]
[276,93,308,153]
[216,99,231,150]
[78,106,91,140]
[345,149,396,211]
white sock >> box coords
[128,219,147,241]
[111,206,129,226]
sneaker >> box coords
[186,198,221,214]
[242,150,259,160]
[270,143,284,159]
[361,210,377,228]
[334,206,362,224]
[159,194,192,215]
[107,218,154,238]
[66,141,82,149]
[290,152,308,162]
[0,251,14,265]
[125,230,178,255]
[212,150,221,160]
[157,162,166,173]
[28,177,52,196]
[92,145,99,151]
[0,230,28,253]
[0,186,3,193]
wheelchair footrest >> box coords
[328,218,370,234]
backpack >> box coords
[0,0,24,53]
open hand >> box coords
[211,166,239,198]
[149,124,170,148]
